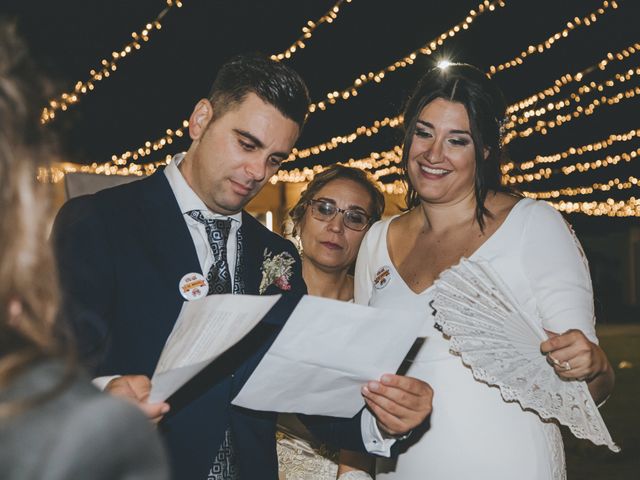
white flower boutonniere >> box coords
[259,249,296,294]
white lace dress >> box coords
[276,413,338,479]
[355,199,598,480]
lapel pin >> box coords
[373,266,392,290]
[179,272,208,300]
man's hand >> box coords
[106,375,170,423]
[361,374,433,437]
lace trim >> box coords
[433,258,620,452]
[276,431,338,480]
[541,421,566,480]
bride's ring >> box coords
[562,361,572,371]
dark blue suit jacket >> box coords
[52,170,365,479]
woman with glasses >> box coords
[277,164,384,480]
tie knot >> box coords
[187,210,232,240]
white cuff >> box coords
[360,408,395,457]
[92,375,121,391]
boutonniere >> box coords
[259,248,295,294]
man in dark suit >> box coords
[53,54,433,479]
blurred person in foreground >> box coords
[0,20,169,480]
[277,165,385,480]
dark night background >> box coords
[3,0,639,318]
[2,2,640,475]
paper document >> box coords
[148,294,281,403]
[232,295,425,417]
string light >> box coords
[276,126,640,188]
[308,0,506,113]
[101,0,500,167]
[51,156,637,219]
[273,146,403,183]
[84,0,496,168]
[290,6,634,164]
[286,115,403,161]
[292,72,639,166]
[110,120,189,165]
[502,127,640,174]
[271,162,640,217]
[506,42,640,115]
[271,159,408,195]
[59,0,637,210]
[109,111,397,168]
[297,4,632,163]
[546,197,640,217]
[522,175,639,199]
[47,144,402,185]
[561,146,639,175]
[101,0,583,168]
[503,145,640,184]
[503,84,640,144]
[488,0,618,76]
[40,154,177,183]
[377,179,407,195]
[371,184,640,217]
[41,0,184,124]
[94,99,640,186]
[271,0,353,61]
[504,64,640,131]
[102,0,598,165]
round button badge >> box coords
[178,272,209,300]
[373,265,392,290]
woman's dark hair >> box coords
[401,63,511,229]
[208,53,311,129]
[288,164,385,236]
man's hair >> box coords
[207,53,311,128]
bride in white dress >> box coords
[345,64,615,480]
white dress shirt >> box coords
[164,152,241,282]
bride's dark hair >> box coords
[400,63,513,230]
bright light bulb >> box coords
[437,59,452,70]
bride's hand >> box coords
[540,329,608,382]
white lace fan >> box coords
[432,258,619,452]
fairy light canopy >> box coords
[7,0,640,220]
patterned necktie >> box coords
[186,210,240,480]
[187,211,232,295]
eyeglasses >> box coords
[307,199,372,231]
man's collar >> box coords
[164,153,242,223]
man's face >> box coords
[181,92,300,215]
